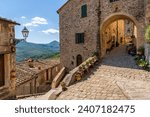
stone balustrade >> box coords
[48,56,98,100]
[16,63,62,97]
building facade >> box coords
[0,17,20,99]
[58,0,148,71]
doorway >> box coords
[76,54,83,66]
[100,13,142,58]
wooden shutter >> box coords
[81,5,87,18]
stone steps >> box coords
[0,86,10,100]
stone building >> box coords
[16,59,61,96]
[58,0,148,71]
[0,17,20,99]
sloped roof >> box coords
[0,17,20,25]
[16,59,60,86]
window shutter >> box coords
[81,5,87,18]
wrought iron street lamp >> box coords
[22,27,29,41]
[15,27,29,45]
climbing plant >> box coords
[145,25,150,43]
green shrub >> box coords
[137,59,149,70]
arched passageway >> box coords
[100,13,143,58]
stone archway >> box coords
[100,12,144,58]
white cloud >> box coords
[24,17,48,27]
[21,16,26,19]
[42,28,59,34]
[29,29,33,32]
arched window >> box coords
[76,54,83,66]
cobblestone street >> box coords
[57,46,150,100]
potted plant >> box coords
[79,66,83,71]
[86,61,90,67]
[89,59,94,67]
[78,66,84,76]
[60,82,67,91]
[93,56,98,63]
[75,73,82,81]
[82,64,86,71]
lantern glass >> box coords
[22,27,29,39]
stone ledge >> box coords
[51,67,66,88]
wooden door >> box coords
[0,54,4,87]
[76,55,83,66]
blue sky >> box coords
[0,0,67,44]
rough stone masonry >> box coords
[58,0,148,71]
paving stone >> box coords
[24,46,150,100]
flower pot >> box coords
[75,73,82,81]
[61,82,67,91]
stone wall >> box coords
[0,20,17,99]
[145,0,150,25]
[16,63,62,96]
[58,0,146,71]
[100,0,145,57]
[59,0,100,71]
[100,0,145,22]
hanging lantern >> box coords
[22,27,29,41]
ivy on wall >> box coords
[145,25,150,42]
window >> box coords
[75,33,84,44]
[110,0,119,3]
[81,4,87,18]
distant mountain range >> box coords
[16,40,60,62]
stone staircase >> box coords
[0,86,10,100]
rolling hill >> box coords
[16,40,60,62]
